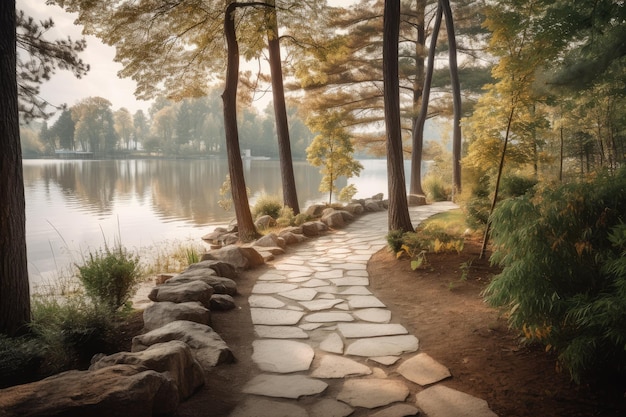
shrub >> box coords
[293,212,310,226]
[338,184,358,202]
[276,206,295,227]
[485,168,626,382]
[76,244,141,311]
[423,174,451,201]
[252,194,283,219]
[386,229,405,253]
[0,335,44,388]
[500,173,537,198]
[463,174,491,230]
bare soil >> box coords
[110,239,626,416]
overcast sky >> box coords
[18,1,152,117]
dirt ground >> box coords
[136,239,626,417]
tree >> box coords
[114,107,134,150]
[133,109,149,150]
[306,111,363,204]
[384,0,413,233]
[0,0,30,336]
[51,108,76,150]
[72,96,118,154]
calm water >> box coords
[23,158,405,289]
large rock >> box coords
[254,233,285,249]
[254,215,276,230]
[0,364,178,417]
[364,199,384,212]
[132,320,235,371]
[344,203,365,215]
[185,260,239,279]
[166,274,238,296]
[301,221,328,237]
[148,280,214,306]
[209,294,236,311]
[408,194,427,206]
[305,204,326,217]
[321,210,345,228]
[90,341,204,400]
[201,227,228,244]
[143,301,210,331]
[279,231,305,245]
[201,245,249,270]
[239,245,266,268]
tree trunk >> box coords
[384,0,413,233]
[441,0,462,196]
[0,0,31,336]
[222,2,258,242]
[410,3,442,196]
[266,2,300,214]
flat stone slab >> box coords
[252,340,314,373]
[305,312,354,323]
[330,277,369,286]
[242,374,327,399]
[230,397,307,417]
[252,283,297,294]
[315,270,344,279]
[339,286,372,295]
[370,403,420,417]
[354,308,392,323]
[345,335,419,357]
[319,332,344,354]
[254,325,308,339]
[311,355,371,378]
[347,295,386,308]
[336,378,409,408]
[338,323,408,338]
[257,273,287,281]
[248,295,286,309]
[299,299,344,311]
[369,356,401,366]
[416,385,499,417]
[397,353,451,386]
[250,308,304,325]
[310,398,354,417]
[278,288,318,301]
[301,278,331,288]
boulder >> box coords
[239,246,266,268]
[344,203,365,215]
[305,204,326,217]
[279,231,306,245]
[201,245,249,270]
[209,294,236,311]
[408,194,427,206]
[201,227,227,244]
[148,280,214,306]
[185,260,239,279]
[90,341,204,400]
[364,199,384,212]
[143,301,210,331]
[222,233,239,245]
[0,364,178,417]
[155,273,176,285]
[279,226,303,235]
[255,233,284,248]
[254,215,276,230]
[301,221,328,237]
[371,193,384,201]
[132,320,235,371]
[165,274,237,296]
[321,210,345,229]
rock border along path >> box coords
[230,202,499,417]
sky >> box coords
[18,1,152,117]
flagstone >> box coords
[315,270,344,279]
[347,295,386,308]
[252,340,314,373]
[287,271,313,279]
[345,335,419,357]
[254,325,309,339]
[252,282,297,294]
[353,308,392,323]
[315,286,341,294]
[311,354,371,378]
[339,286,372,295]
[346,270,370,277]
[330,277,369,286]
[337,323,408,338]
[369,356,401,366]
[319,332,343,354]
[330,262,367,270]
[257,272,287,281]
[335,302,350,310]
[299,299,344,311]
[415,385,498,417]
[327,248,352,254]
[285,305,304,311]
[397,353,451,386]
[369,403,420,417]
[301,278,330,288]
[274,264,314,272]
[309,399,354,417]
[305,312,354,323]
[317,293,336,299]
[300,323,324,331]
[336,378,409,408]
[242,374,328,399]
[250,308,304,325]
[248,295,286,309]
[279,288,318,301]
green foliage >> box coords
[423,174,451,202]
[386,229,405,253]
[500,173,537,198]
[338,184,358,203]
[485,168,626,382]
[463,174,491,230]
[252,194,283,219]
[276,206,295,228]
[0,335,44,388]
[76,244,141,312]
[293,213,310,226]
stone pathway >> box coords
[230,202,499,417]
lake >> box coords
[23,158,409,290]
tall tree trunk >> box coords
[222,2,258,242]
[441,0,462,196]
[410,2,442,196]
[266,2,300,214]
[384,0,413,233]
[0,0,31,336]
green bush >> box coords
[293,212,310,226]
[500,173,537,198]
[423,174,451,201]
[485,168,626,382]
[76,244,141,311]
[386,229,405,253]
[463,174,491,230]
[252,194,283,219]
[0,335,44,388]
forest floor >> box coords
[118,238,626,416]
